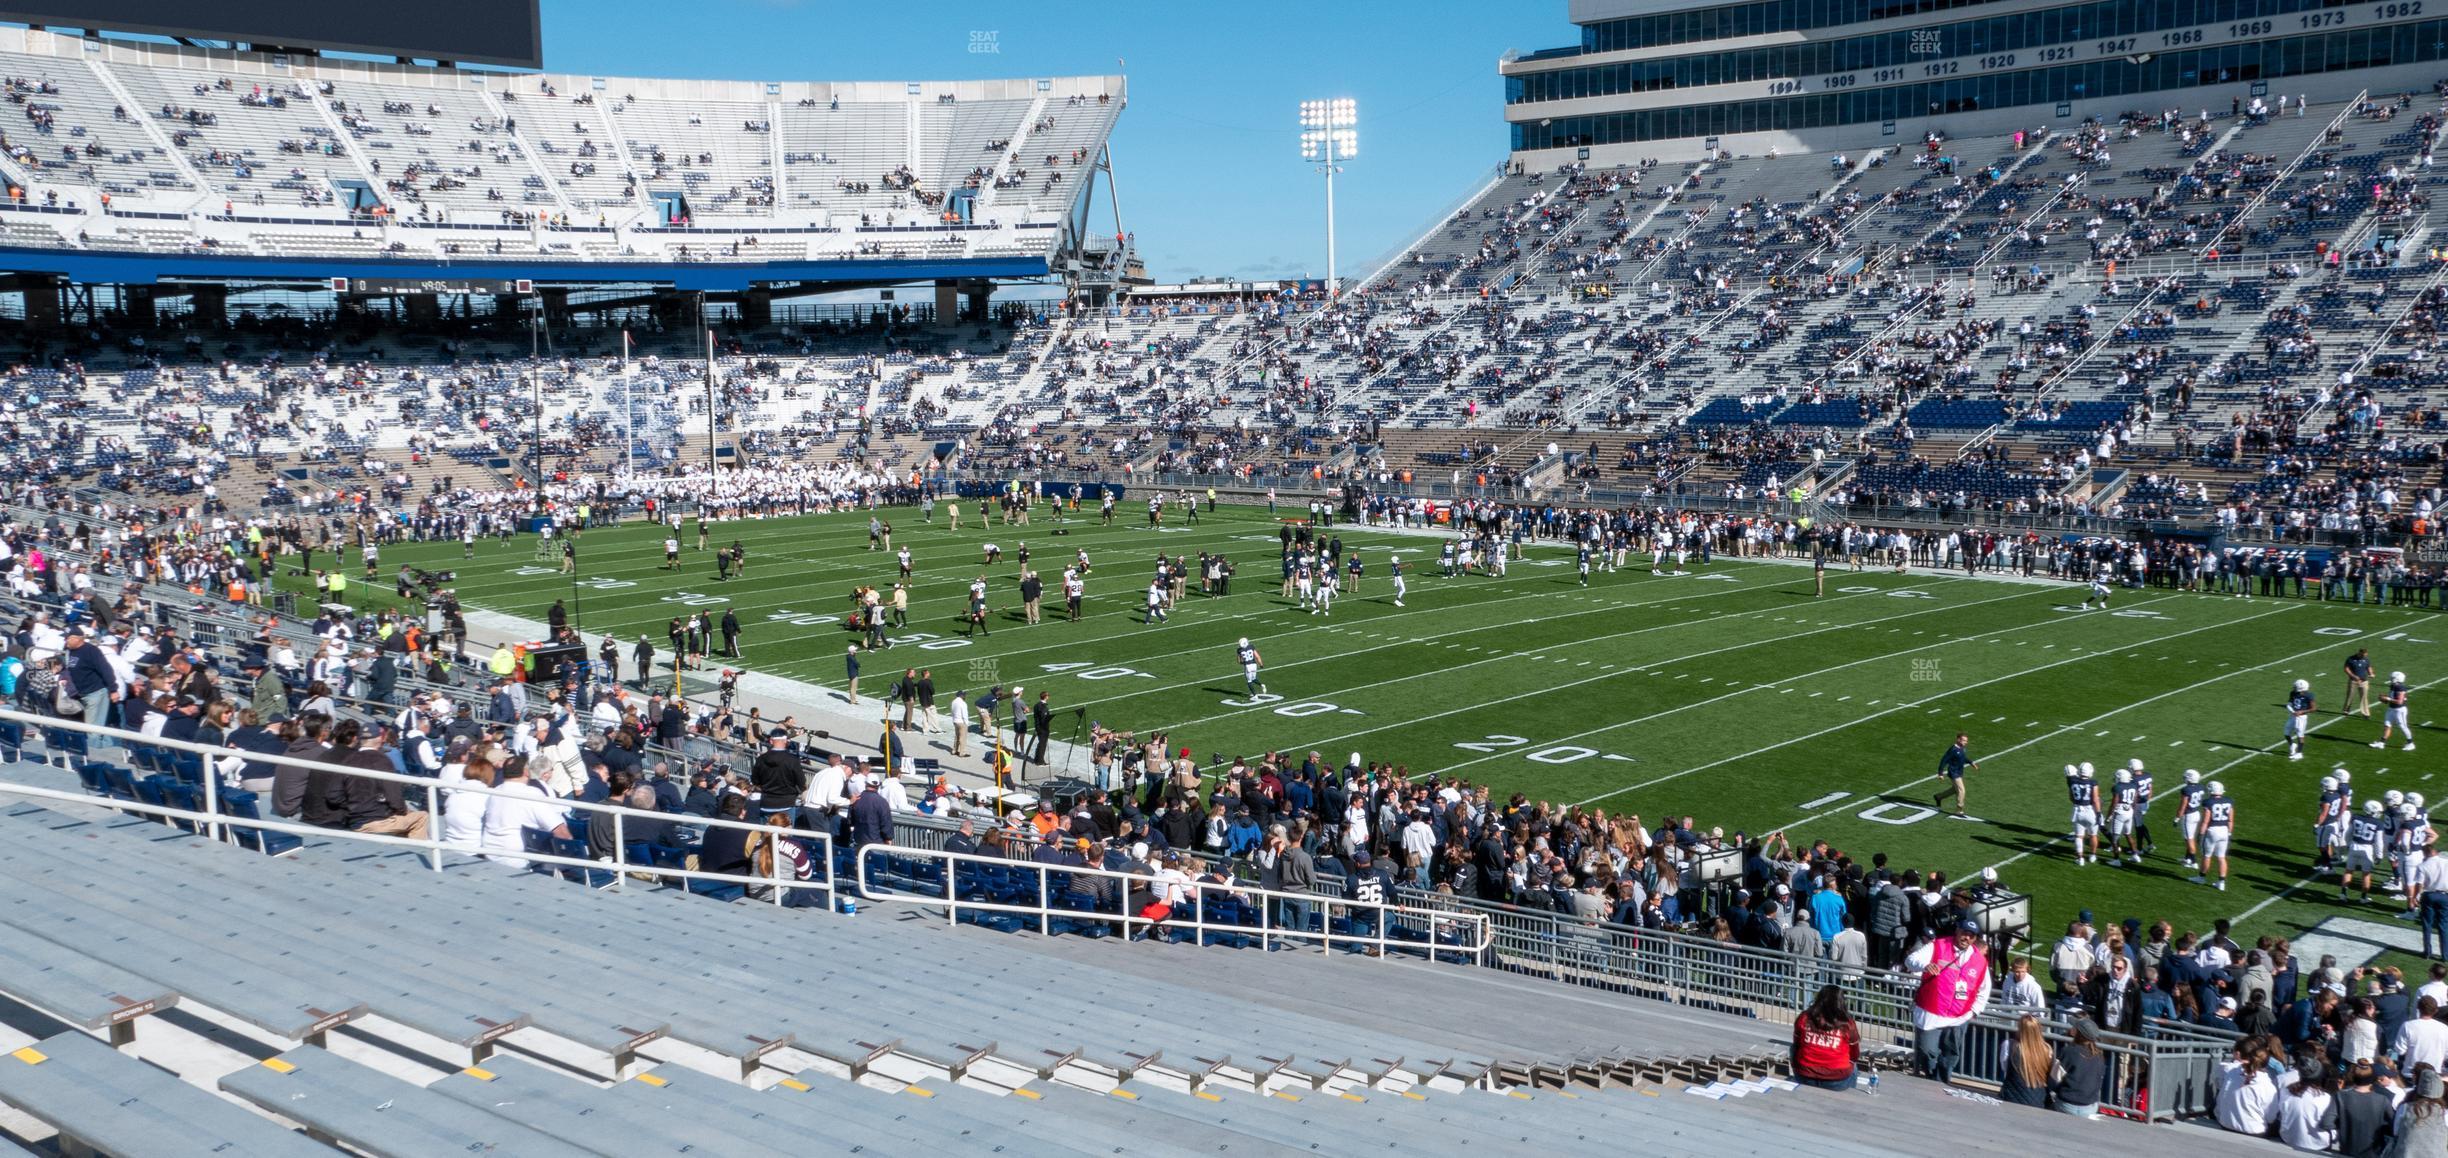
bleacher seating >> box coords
[0,30,1121,266]
[0,757,2269,1156]
[0,48,194,199]
[0,59,2442,527]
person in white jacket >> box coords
[948,692,972,758]
[800,755,850,837]
[2213,1037,2288,1136]
[875,767,912,812]
[2272,1059,2336,1152]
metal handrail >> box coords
[852,841,1492,960]
[870,808,2233,1119]
[2196,90,2367,260]
[0,705,832,908]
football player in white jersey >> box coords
[2198,782,2236,891]
[2377,672,2416,751]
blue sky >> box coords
[537,1,1561,282]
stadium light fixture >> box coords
[1298,98,1357,296]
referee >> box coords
[2418,838,2448,961]
[1932,732,1977,816]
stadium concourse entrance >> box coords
[1,272,1028,354]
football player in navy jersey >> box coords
[1235,638,1264,697]
[2081,569,2112,610]
[2198,782,2236,891]
[2377,671,2416,751]
[2284,679,2316,761]
[2176,769,2208,870]
[2108,768,2143,866]
[2068,763,2102,866]
[2343,799,2391,902]
[2315,774,2349,871]
[2129,759,2157,857]
[2392,802,2425,906]
[1388,556,1407,608]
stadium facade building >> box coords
[1504,0,2448,162]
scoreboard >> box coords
[333,277,533,295]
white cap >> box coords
[1129,841,1149,862]
[1238,637,1249,648]
[2295,679,2311,692]
[2411,793,2427,810]
[2079,761,2095,777]
[2395,671,2407,683]
[2322,776,2339,791]
[2207,781,2225,796]
[2128,758,2144,772]
[2115,769,2132,783]
[2338,769,2354,784]
[2184,769,2202,783]
[2388,790,2406,807]
[2368,800,2387,815]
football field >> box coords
[325,504,2448,972]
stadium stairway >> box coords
[0,780,2289,1154]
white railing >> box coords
[0,706,1495,971]
[0,707,834,909]
[854,842,1492,961]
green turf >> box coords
[304,505,2448,974]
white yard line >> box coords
[1569,597,2296,810]
[751,543,1776,679]
[1949,628,2444,879]
[1259,584,2082,777]
[1093,573,1956,722]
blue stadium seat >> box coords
[100,765,144,804]
[158,781,204,834]
[40,726,89,769]
[217,790,302,857]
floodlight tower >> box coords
[1299,98,1357,296]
